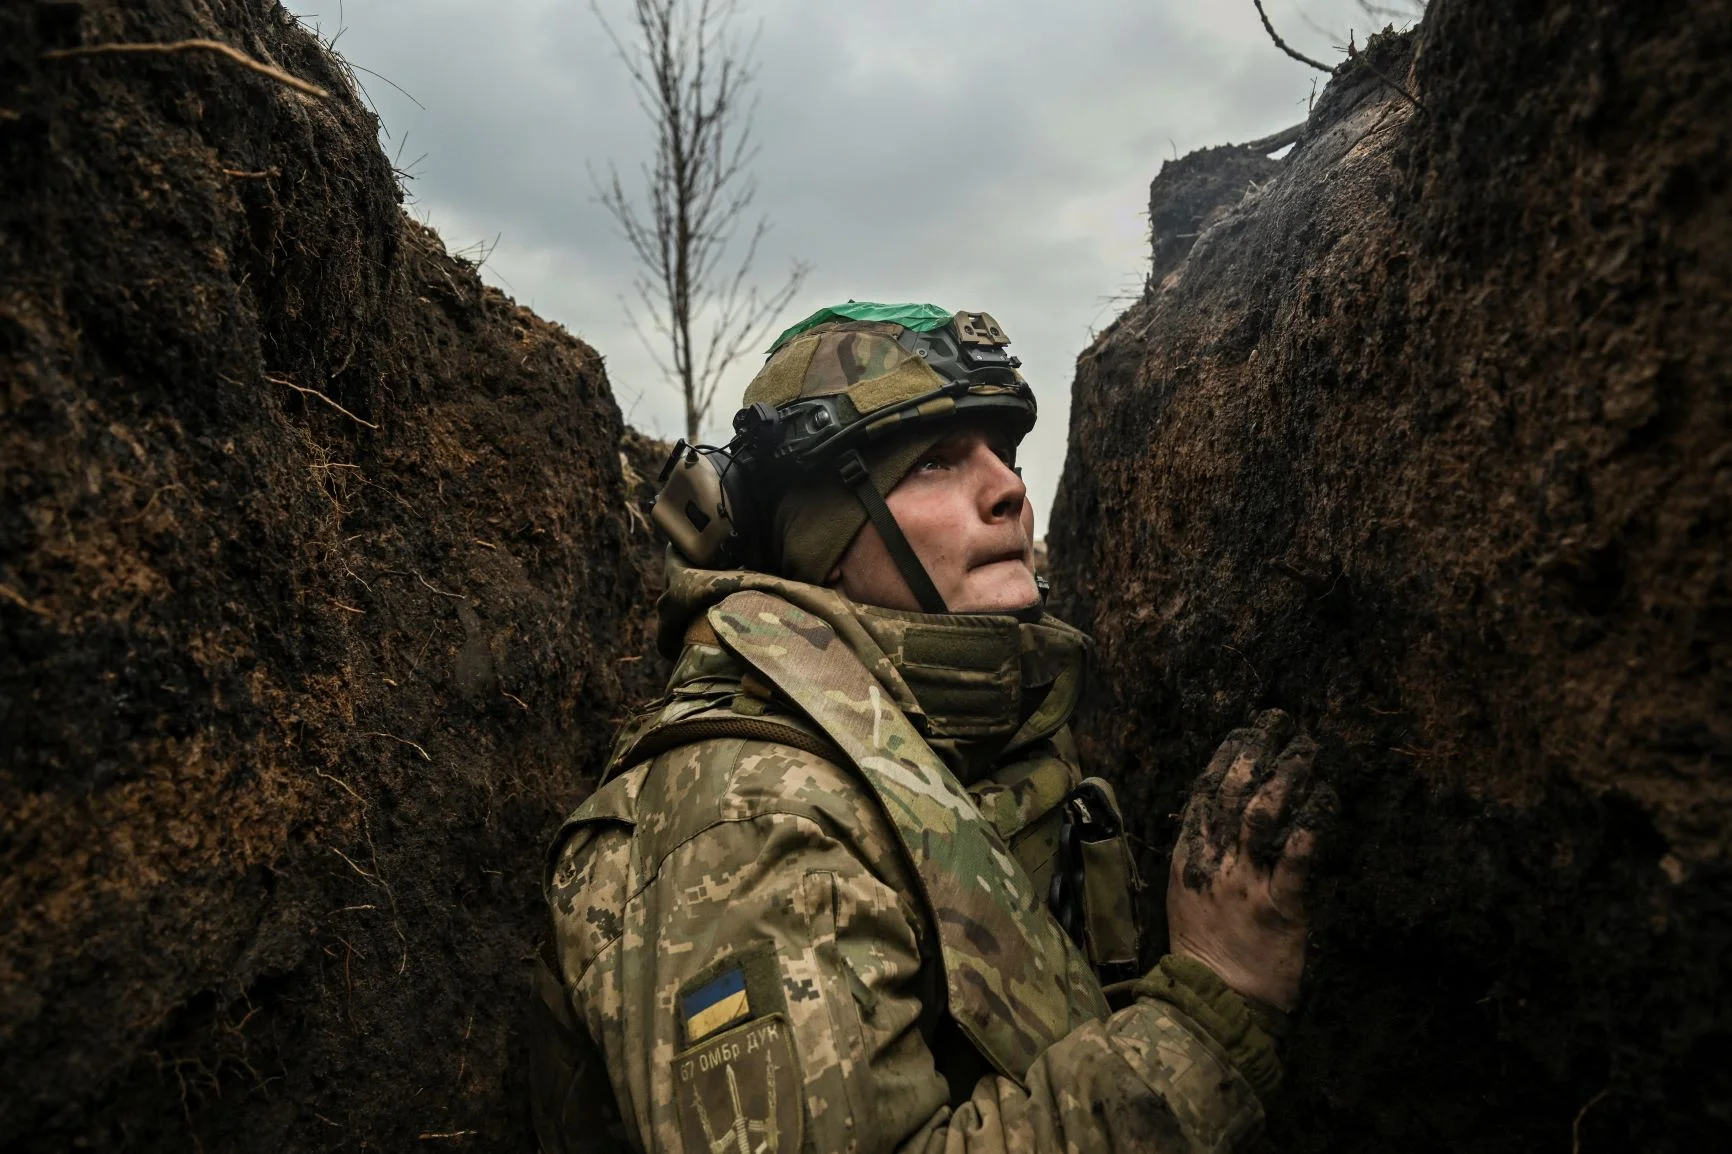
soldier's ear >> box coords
[825,564,843,585]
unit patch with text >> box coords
[674,1013,801,1154]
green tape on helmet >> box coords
[767,301,956,354]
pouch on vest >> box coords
[1048,777,1142,984]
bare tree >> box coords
[592,0,809,442]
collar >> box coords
[658,554,1090,782]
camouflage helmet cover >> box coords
[741,305,1036,587]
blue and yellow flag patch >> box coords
[682,967,751,1042]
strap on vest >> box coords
[614,713,844,771]
[972,756,1077,846]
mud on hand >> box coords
[1167,708,1337,1012]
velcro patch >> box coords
[677,941,786,1047]
[675,1014,802,1154]
[682,967,751,1043]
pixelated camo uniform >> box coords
[537,565,1274,1153]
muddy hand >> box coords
[1167,708,1327,1012]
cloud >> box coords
[287,0,1408,534]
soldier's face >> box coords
[830,427,1039,613]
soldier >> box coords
[533,303,1326,1153]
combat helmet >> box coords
[650,302,1037,613]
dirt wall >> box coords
[1,1,649,1148]
[1050,4,1729,1152]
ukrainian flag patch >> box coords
[682,967,751,1043]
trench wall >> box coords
[1050,5,1730,1151]
[1,1,649,1147]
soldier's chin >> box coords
[952,560,1039,613]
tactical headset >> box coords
[649,311,1037,614]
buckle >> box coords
[837,450,869,487]
[1062,781,1121,841]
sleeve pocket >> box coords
[778,869,870,1150]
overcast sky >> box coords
[284,0,1418,535]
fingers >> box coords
[1174,790,1216,892]
[1267,827,1317,924]
[1246,732,1316,825]
[1219,710,1296,810]
[1242,732,1318,869]
[1249,707,1298,749]
[1175,726,1244,891]
[1192,727,1246,802]
[1209,709,1294,852]
[1214,742,1259,824]
[1176,709,1296,890]
[1267,779,1337,922]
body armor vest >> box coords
[547,585,1139,1083]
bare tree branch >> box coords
[1252,0,1336,74]
[592,0,806,440]
[1253,2,1427,113]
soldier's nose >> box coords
[979,449,1026,522]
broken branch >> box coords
[0,583,50,617]
[1252,0,1336,74]
[42,38,330,99]
[1347,38,1428,113]
[1243,122,1307,155]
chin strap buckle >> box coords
[837,449,870,488]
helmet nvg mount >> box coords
[650,303,1037,613]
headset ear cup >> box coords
[715,449,760,569]
[651,446,731,566]
[648,442,762,570]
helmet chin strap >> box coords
[838,451,949,614]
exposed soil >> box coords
[1147,142,1287,287]
[0,1,652,1148]
[616,427,675,701]
[1051,5,1729,1152]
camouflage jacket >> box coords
[536,563,1271,1154]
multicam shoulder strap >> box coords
[707,590,1106,1081]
